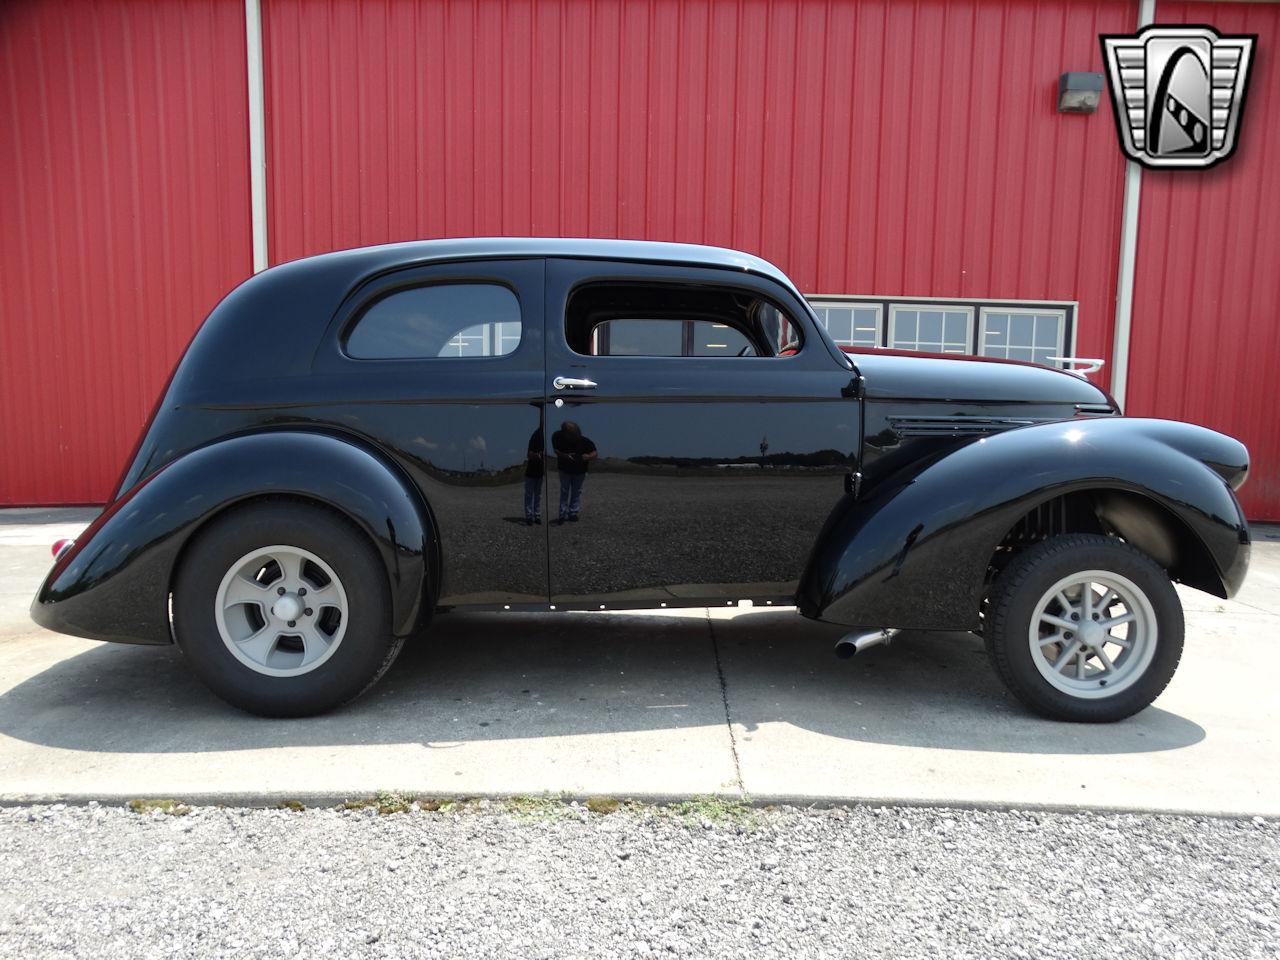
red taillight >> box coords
[52,539,73,559]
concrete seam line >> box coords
[705,609,745,795]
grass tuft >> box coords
[338,790,415,815]
[502,795,572,822]
[663,795,757,828]
[126,798,191,817]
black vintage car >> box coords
[32,239,1250,722]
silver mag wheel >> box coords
[214,545,349,677]
[1028,569,1157,700]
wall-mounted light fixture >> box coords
[1057,72,1105,113]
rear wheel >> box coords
[173,500,404,717]
[985,534,1183,722]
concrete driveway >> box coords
[2,509,1277,815]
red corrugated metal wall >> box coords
[5,0,1278,519]
[0,0,252,505]
[264,0,1132,357]
[1127,1,1280,520]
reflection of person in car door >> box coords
[552,421,597,522]
[523,427,544,525]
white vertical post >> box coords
[245,0,269,273]
[1110,0,1156,410]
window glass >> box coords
[896,310,918,342]
[597,319,685,356]
[979,308,1065,367]
[591,318,756,357]
[758,305,801,353]
[809,301,881,347]
[347,283,521,359]
[890,305,972,353]
[566,282,790,358]
[805,296,1072,366]
[1034,314,1060,348]
[692,322,755,357]
[919,310,943,343]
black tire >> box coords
[985,534,1183,723]
[173,500,404,717]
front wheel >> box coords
[173,500,404,717]
[985,534,1184,722]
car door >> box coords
[542,258,862,609]
[314,257,548,609]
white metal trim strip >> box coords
[245,0,268,273]
[1110,0,1157,410]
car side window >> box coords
[591,318,756,357]
[346,283,522,359]
[565,281,802,358]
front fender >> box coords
[797,417,1250,630]
[31,431,436,644]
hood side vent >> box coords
[1074,403,1118,417]
[887,415,1055,438]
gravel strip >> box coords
[0,801,1276,959]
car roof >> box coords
[169,238,822,400]
[280,237,796,291]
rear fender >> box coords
[31,431,436,644]
[797,417,1250,630]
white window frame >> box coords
[977,306,1070,367]
[887,303,975,355]
[808,300,883,348]
[805,293,1077,366]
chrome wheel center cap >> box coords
[272,594,303,621]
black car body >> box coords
[32,239,1251,720]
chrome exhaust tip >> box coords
[834,627,900,659]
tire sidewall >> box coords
[992,536,1184,722]
[174,501,395,717]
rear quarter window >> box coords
[346,283,522,359]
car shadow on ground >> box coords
[0,610,1204,757]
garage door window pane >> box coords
[823,306,853,342]
[895,310,918,343]
[347,283,522,359]
[890,305,972,353]
[1034,315,1060,348]
[979,309,1065,367]
[809,301,882,347]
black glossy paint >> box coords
[798,416,1250,630]
[30,238,1252,647]
[543,259,858,606]
[32,432,432,644]
[845,346,1117,405]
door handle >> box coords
[553,376,598,390]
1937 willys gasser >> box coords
[32,240,1250,721]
